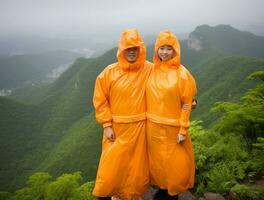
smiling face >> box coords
[157,45,176,61]
[124,47,140,63]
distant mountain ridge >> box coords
[180,24,264,124]
[187,24,264,58]
[0,50,85,91]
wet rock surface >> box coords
[142,188,195,200]
[199,192,225,200]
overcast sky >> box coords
[1,0,264,40]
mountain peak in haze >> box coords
[187,24,242,51]
[187,24,264,58]
[195,24,235,32]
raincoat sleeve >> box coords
[179,71,197,135]
[93,70,113,128]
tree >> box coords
[45,172,82,200]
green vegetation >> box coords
[191,56,264,126]
[36,114,102,180]
[230,184,264,200]
[0,172,96,200]
[0,48,116,191]
[190,70,264,198]
[0,50,83,89]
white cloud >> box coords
[0,0,263,38]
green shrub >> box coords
[230,184,264,200]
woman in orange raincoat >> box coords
[146,30,197,200]
[92,29,152,200]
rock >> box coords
[142,188,195,200]
[142,187,157,200]
[187,34,203,51]
[201,192,225,200]
[179,191,195,200]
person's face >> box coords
[157,45,175,61]
[124,47,140,63]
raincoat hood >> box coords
[117,29,146,70]
[154,30,181,68]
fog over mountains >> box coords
[0,0,263,55]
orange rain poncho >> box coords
[92,29,152,200]
[146,31,197,195]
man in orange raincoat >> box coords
[92,29,152,200]
[146,30,197,200]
